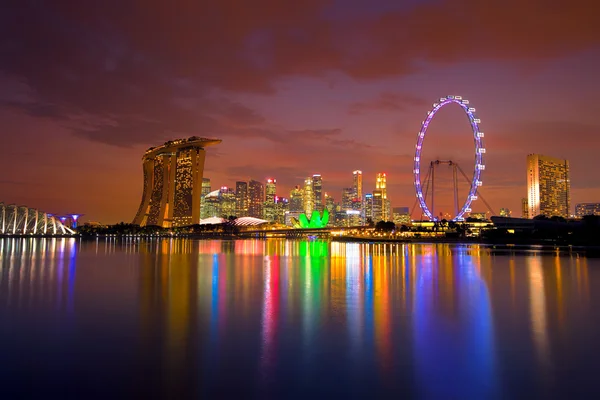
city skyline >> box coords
[1,1,599,223]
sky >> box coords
[1,0,599,223]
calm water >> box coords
[0,238,599,399]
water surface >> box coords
[0,238,599,399]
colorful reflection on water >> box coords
[0,238,599,398]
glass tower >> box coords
[265,178,277,203]
[248,180,264,218]
[352,170,362,200]
[235,181,248,217]
[312,174,323,211]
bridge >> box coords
[0,203,75,236]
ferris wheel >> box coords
[413,95,485,221]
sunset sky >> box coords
[1,0,599,223]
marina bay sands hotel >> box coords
[133,137,221,228]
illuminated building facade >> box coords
[312,174,323,211]
[344,210,362,227]
[325,193,335,213]
[363,193,373,221]
[273,197,288,224]
[200,178,211,218]
[265,178,277,204]
[303,177,314,215]
[289,186,304,212]
[133,137,221,227]
[527,154,570,218]
[220,187,236,218]
[575,203,600,217]
[469,212,487,220]
[201,178,211,196]
[521,198,528,219]
[375,172,390,221]
[353,170,363,200]
[248,180,264,218]
[235,181,248,217]
[342,188,353,210]
[201,189,220,218]
[392,206,411,225]
[372,189,383,221]
[499,208,511,217]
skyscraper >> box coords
[235,181,248,217]
[265,178,277,204]
[248,180,264,218]
[375,172,390,221]
[325,193,335,213]
[363,193,373,222]
[527,154,570,218]
[289,186,304,212]
[303,177,314,214]
[376,172,387,196]
[312,174,323,211]
[220,186,236,218]
[342,188,354,210]
[352,170,362,200]
[372,189,383,221]
[133,137,221,227]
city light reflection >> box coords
[0,238,597,398]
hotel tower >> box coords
[133,137,221,227]
[526,154,570,218]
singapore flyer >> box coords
[413,95,485,221]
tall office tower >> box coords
[521,198,528,219]
[312,174,323,211]
[376,172,387,196]
[264,179,278,221]
[235,181,248,217]
[263,202,275,221]
[273,197,288,224]
[372,189,383,221]
[133,137,221,227]
[248,180,264,218]
[384,199,391,222]
[220,187,236,217]
[342,188,354,210]
[325,193,335,213]
[303,177,314,214]
[352,170,363,200]
[527,154,570,218]
[499,208,511,217]
[289,186,304,212]
[375,172,389,220]
[575,203,600,217]
[265,178,277,203]
[363,193,373,221]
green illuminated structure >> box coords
[294,209,329,229]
